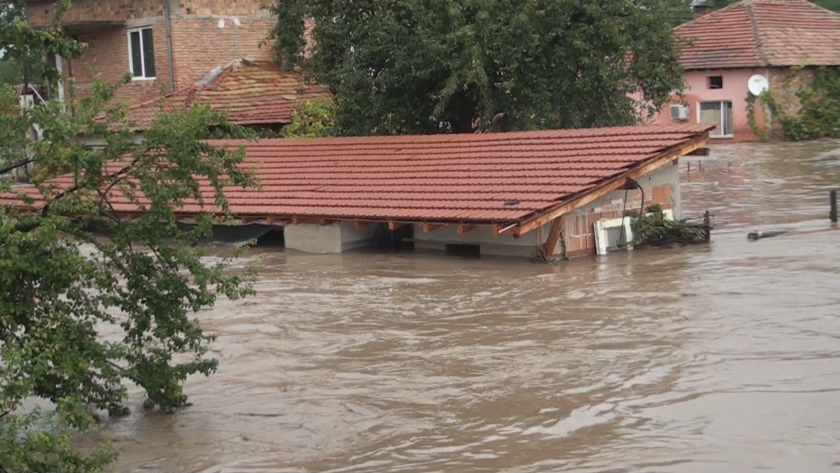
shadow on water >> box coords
[97,141,840,473]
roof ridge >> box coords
[674,0,749,31]
[744,0,770,67]
[800,0,840,17]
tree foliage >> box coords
[283,97,336,138]
[0,59,21,85]
[268,0,688,135]
[630,204,707,248]
[1,1,258,471]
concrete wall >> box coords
[654,68,770,142]
[414,224,548,258]
[284,222,376,254]
[413,163,681,259]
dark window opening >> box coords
[128,27,155,79]
[708,76,723,89]
[445,244,481,258]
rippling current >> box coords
[99,141,840,473]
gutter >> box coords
[162,0,176,92]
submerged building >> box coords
[4,124,714,260]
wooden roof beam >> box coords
[457,225,477,235]
[388,221,405,231]
[291,217,335,226]
[353,220,373,229]
[422,223,444,233]
[513,133,708,237]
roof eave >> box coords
[510,130,712,237]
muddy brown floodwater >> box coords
[103,141,840,473]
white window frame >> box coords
[127,27,155,81]
[594,209,674,256]
[697,100,733,139]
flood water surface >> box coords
[109,141,840,473]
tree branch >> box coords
[0,157,34,176]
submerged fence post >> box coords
[703,210,711,242]
[831,190,837,223]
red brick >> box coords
[32,0,276,107]
[652,185,665,204]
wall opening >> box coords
[708,76,723,89]
[445,243,481,258]
[372,223,415,251]
[255,227,284,247]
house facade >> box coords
[655,0,840,141]
[26,0,275,105]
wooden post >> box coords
[542,215,566,259]
[831,190,837,223]
[703,210,711,242]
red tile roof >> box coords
[676,0,840,70]
[120,59,328,131]
[2,124,714,235]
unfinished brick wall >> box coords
[65,22,173,105]
[28,0,268,26]
[559,163,681,258]
[27,0,164,27]
[169,16,276,89]
[178,0,270,16]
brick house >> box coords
[26,0,276,105]
[80,58,328,147]
[655,0,840,141]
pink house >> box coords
[655,0,840,142]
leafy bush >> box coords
[630,205,706,248]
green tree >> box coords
[1,1,258,470]
[283,97,336,138]
[0,59,21,84]
[268,0,688,135]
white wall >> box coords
[284,221,376,254]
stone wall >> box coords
[767,66,817,138]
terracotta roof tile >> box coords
[2,124,714,227]
[676,0,840,70]
[119,59,328,131]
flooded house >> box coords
[655,0,840,141]
[3,124,714,260]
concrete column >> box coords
[284,221,375,254]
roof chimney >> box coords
[692,3,711,18]
[490,112,506,133]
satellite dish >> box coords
[748,74,769,96]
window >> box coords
[708,76,723,89]
[699,101,733,137]
[127,27,156,79]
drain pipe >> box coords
[162,0,175,92]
